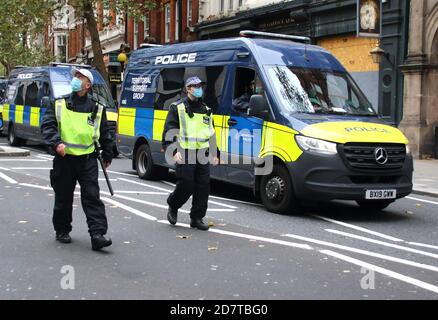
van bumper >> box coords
[285,152,413,201]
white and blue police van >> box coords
[116,31,413,214]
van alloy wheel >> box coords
[260,164,296,214]
[265,176,285,201]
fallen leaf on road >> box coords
[176,235,192,239]
[208,221,214,227]
[208,245,218,251]
[18,221,28,224]
[218,223,227,227]
[249,239,257,243]
[416,204,422,207]
[123,241,131,244]
[406,210,414,215]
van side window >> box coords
[14,82,26,105]
[154,68,185,110]
[25,81,40,107]
[232,67,265,114]
[41,82,50,99]
[154,66,227,113]
[7,84,17,103]
[120,69,158,108]
[197,66,226,114]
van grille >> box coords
[340,143,406,170]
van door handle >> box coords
[228,119,237,126]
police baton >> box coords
[94,141,114,196]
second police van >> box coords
[1,63,118,155]
[116,31,413,214]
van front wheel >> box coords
[136,144,168,180]
[260,164,296,214]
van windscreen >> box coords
[266,65,376,116]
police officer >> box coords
[41,68,113,251]
[162,76,220,231]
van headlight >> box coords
[295,135,338,155]
[406,144,411,155]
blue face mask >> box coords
[71,77,83,92]
[193,87,203,98]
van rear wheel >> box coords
[260,164,296,214]
[8,123,25,147]
[136,144,168,180]
[356,200,393,211]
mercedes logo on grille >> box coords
[374,147,388,165]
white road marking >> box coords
[119,177,237,210]
[118,177,172,192]
[98,178,117,182]
[19,183,52,191]
[160,180,264,207]
[11,167,50,170]
[100,191,190,213]
[106,170,137,177]
[114,191,169,195]
[0,172,18,184]
[160,180,176,187]
[0,167,11,171]
[406,242,438,251]
[325,229,438,259]
[0,159,47,162]
[406,196,438,206]
[157,220,313,250]
[320,249,438,294]
[206,209,235,212]
[283,233,438,273]
[312,214,404,242]
[101,197,157,221]
[207,200,237,209]
[36,154,54,160]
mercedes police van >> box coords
[116,31,413,214]
[1,63,118,155]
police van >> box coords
[117,31,413,213]
[0,77,7,131]
[1,63,118,154]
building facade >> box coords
[400,0,438,158]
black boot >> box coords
[190,219,209,231]
[56,232,72,244]
[91,234,112,251]
[167,207,178,225]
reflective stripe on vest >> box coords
[55,99,103,156]
[176,102,215,150]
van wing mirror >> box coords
[248,94,269,118]
[41,96,51,108]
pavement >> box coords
[0,144,437,198]
[0,145,30,157]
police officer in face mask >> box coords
[41,68,113,251]
[162,76,221,230]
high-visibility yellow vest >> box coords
[176,102,215,150]
[55,99,103,156]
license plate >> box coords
[365,190,397,200]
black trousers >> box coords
[50,154,108,236]
[167,161,210,220]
